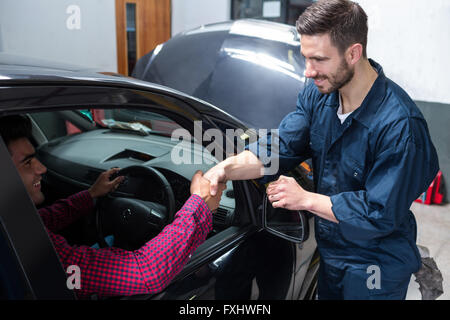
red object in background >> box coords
[432,171,444,205]
[415,170,444,205]
[92,109,105,124]
[65,121,81,135]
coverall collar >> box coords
[324,59,386,128]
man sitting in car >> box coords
[0,114,225,299]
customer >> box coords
[0,114,225,299]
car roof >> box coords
[0,52,139,84]
[0,53,247,127]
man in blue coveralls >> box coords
[204,0,439,299]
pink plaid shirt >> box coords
[38,191,212,299]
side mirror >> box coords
[262,193,309,244]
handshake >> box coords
[190,170,226,212]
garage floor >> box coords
[406,202,450,300]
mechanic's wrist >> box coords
[214,160,228,178]
[302,192,315,212]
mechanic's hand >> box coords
[191,170,226,212]
[266,175,310,211]
[203,165,227,196]
[88,168,124,199]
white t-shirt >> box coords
[337,94,354,124]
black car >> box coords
[133,19,307,130]
[0,53,318,300]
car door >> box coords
[1,80,312,300]
[146,180,299,300]
[30,106,299,300]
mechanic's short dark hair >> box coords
[296,0,368,58]
[0,115,32,147]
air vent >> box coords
[214,207,229,226]
[104,149,155,163]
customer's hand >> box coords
[88,168,124,199]
[191,170,226,211]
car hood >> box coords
[133,19,307,130]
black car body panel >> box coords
[133,19,307,130]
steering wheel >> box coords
[95,165,176,250]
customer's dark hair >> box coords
[296,0,368,58]
[0,115,32,147]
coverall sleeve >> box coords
[247,88,313,184]
[330,117,439,242]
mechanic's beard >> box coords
[316,59,354,94]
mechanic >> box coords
[204,0,439,299]
[0,114,225,299]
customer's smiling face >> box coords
[8,137,47,205]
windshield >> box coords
[84,108,183,137]
[30,108,184,142]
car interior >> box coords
[25,107,253,251]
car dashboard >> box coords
[36,129,236,231]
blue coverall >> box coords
[251,59,439,299]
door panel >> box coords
[151,228,295,300]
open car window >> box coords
[29,108,239,246]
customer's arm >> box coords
[39,168,123,232]
[51,171,225,299]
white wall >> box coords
[171,0,231,36]
[0,0,117,72]
[357,0,450,104]
[0,0,231,72]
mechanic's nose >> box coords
[304,60,317,79]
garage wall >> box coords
[0,0,231,70]
[357,0,450,202]
[171,0,231,37]
[357,0,450,105]
[0,0,117,72]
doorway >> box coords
[115,0,171,75]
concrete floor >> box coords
[406,202,450,300]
